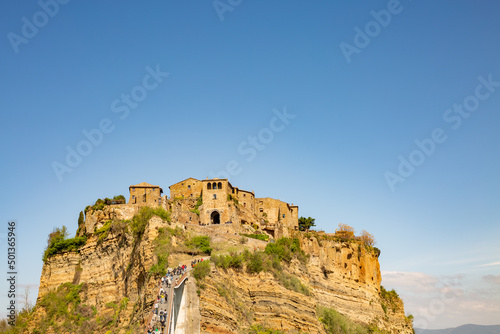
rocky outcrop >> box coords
[82,204,138,235]
[196,233,412,334]
[36,212,167,331]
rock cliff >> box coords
[28,203,412,333]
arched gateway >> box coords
[210,210,220,224]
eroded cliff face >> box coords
[301,236,411,333]
[34,204,412,334]
[35,213,168,332]
[197,234,412,334]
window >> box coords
[217,182,222,189]
[232,188,235,194]
[259,208,263,212]
[132,195,135,199]
[243,194,246,197]
[190,194,193,197]
[207,183,211,190]
[213,194,217,200]
[244,203,246,207]
[282,214,285,218]
[188,185,191,189]
[212,182,217,189]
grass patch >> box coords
[241,233,269,241]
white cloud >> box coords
[479,261,500,267]
[381,271,500,329]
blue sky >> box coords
[1,0,499,329]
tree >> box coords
[298,216,316,231]
[360,229,376,246]
[337,223,354,233]
[78,211,84,226]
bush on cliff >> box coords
[185,235,212,255]
[192,260,211,281]
[317,305,368,334]
[43,226,87,262]
[129,206,171,238]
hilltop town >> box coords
[86,178,300,241]
[5,178,413,334]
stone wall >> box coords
[170,178,203,199]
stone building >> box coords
[168,177,299,233]
[169,177,203,199]
[128,182,163,206]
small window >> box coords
[244,203,246,207]
[259,208,263,212]
[213,194,217,200]
[132,195,135,199]
[188,185,191,189]
[217,182,222,189]
[243,194,246,197]
[190,194,193,197]
[212,182,217,189]
[207,183,212,190]
[282,214,285,218]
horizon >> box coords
[1,0,500,330]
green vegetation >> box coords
[298,216,316,231]
[86,195,126,213]
[185,235,213,255]
[380,286,400,313]
[318,305,369,334]
[1,283,97,333]
[192,260,211,281]
[213,238,311,296]
[129,206,171,238]
[190,196,203,216]
[228,194,239,205]
[240,233,269,241]
[264,237,308,264]
[247,324,285,334]
[43,226,87,262]
[149,226,184,276]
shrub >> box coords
[192,260,210,281]
[130,206,171,238]
[239,236,248,244]
[212,253,244,270]
[43,229,87,262]
[317,305,368,334]
[185,235,212,255]
[246,252,264,274]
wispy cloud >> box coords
[479,261,500,267]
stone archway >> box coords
[210,211,220,225]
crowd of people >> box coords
[145,264,190,333]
